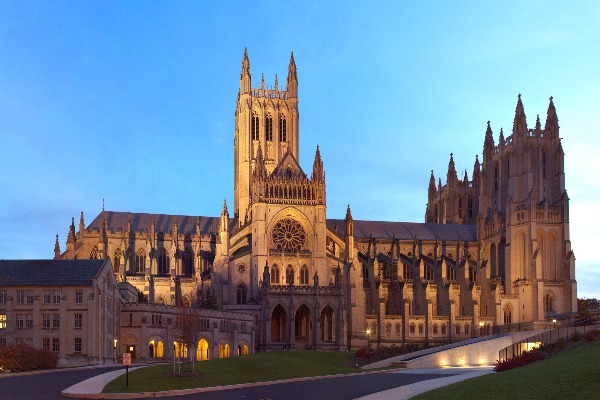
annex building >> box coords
[55,50,577,351]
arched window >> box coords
[174,342,187,358]
[158,249,169,275]
[465,324,470,335]
[271,264,280,285]
[467,196,473,218]
[455,324,461,335]
[409,323,416,334]
[218,343,230,358]
[90,246,98,259]
[403,263,412,280]
[183,249,193,276]
[418,324,424,335]
[424,264,434,281]
[300,265,309,285]
[544,293,555,313]
[279,116,287,142]
[182,295,191,308]
[504,303,513,324]
[395,323,401,335]
[432,324,438,335]
[197,339,209,361]
[469,266,477,283]
[286,265,294,285]
[135,249,146,274]
[113,248,121,273]
[447,265,456,281]
[149,340,164,358]
[156,295,166,305]
[458,196,463,218]
[441,324,447,335]
[252,112,259,141]
[236,282,248,305]
[385,323,392,336]
[494,163,499,191]
[266,114,273,141]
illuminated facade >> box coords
[56,50,576,350]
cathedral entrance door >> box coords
[295,304,312,349]
[271,305,287,342]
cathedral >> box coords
[56,49,577,351]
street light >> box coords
[113,339,118,364]
[366,328,371,350]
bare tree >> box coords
[172,306,203,372]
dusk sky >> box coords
[1,2,598,298]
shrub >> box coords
[554,337,567,349]
[494,350,548,372]
[585,330,600,341]
[0,344,57,372]
[570,332,581,342]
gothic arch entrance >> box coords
[295,304,312,347]
[271,305,287,342]
[320,305,334,342]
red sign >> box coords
[122,352,131,366]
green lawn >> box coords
[103,351,362,393]
[412,340,600,400]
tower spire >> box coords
[513,94,528,138]
[54,234,61,259]
[428,170,436,196]
[287,51,298,98]
[311,145,324,181]
[254,142,267,179]
[447,153,457,182]
[240,48,251,94]
[545,96,559,138]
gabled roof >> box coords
[0,259,108,286]
[326,219,477,242]
[87,211,238,235]
[269,150,307,180]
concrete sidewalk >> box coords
[355,366,494,400]
[62,367,145,398]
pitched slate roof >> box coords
[0,259,108,286]
[87,211,238,235]
[86,211,475,242]
[326,219,477,242]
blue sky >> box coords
[1,1,599,298]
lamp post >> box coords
[113,339,118,364]
[479,321,484,337]
[366,328,371,350]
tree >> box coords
[576,297,600,325]
[171,306,202,372]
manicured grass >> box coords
[412,340,600,400]
[103,351,362,393]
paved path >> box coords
[60,365,493,399]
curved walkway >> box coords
[61,365,493,399]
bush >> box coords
[554,337,567,349]
[570,332,581,342]
[494,350,548,372]
[585,330,600,341]
[0,344,57,372]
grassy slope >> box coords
[103,351,360,393]
[412,340,600,400]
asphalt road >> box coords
[0,367,455,400]
[152,371,455,400]
[0,366,120,400]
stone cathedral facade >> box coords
[56,50,576,351]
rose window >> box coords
[272,218,306,252]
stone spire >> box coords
[484,120,495,149]
[428,170,436,197]
[274,73,278,91]
[545,96,559,138]
[472,155,480,182]
[345,204,354,237]
[67,217,75,243]
[54,234,61,259]
[535,114,542,134]
[311,145,324,181]
[79,211,85,240]
[447,153,457,182]
[499,128,505,147]
[240,48,251,94]
[513,94,528,138]
[287,51,298,98]
[219,200,229,233]
[254,142,267,179]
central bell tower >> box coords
[233,49,300,221]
